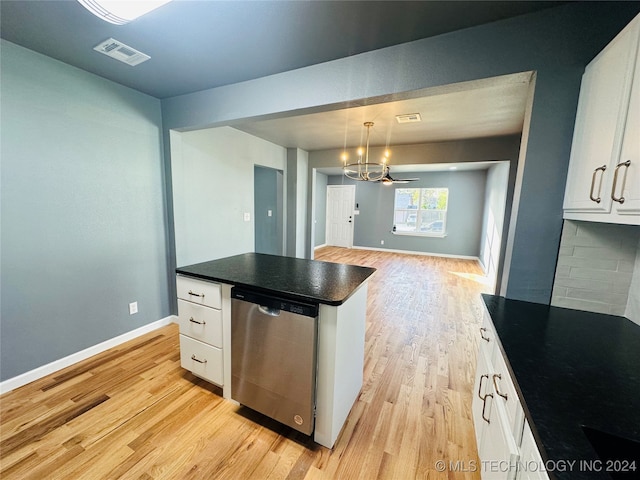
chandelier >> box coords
[342,122,390,182]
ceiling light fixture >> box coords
[342,122,389,182]
[78,0,172,25]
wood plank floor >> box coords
[1,247,489,479]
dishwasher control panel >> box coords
[231,288,319,318]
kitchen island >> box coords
[175,253,376,448]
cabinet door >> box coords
[473,346,492,448]
[479,396,520,480]
[563,21,638,213]
[517,421,550,480]
[613,31,640,216]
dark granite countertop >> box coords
[176,253,376,306]
[483,294,640,480]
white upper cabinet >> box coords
[615,40,640,215]
[563,14,640,224]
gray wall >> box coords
[327,170,487,257]
[314,173,328,247]
[254,166,284,255]
[0,41,169,381]
[162,2,640,303]
[285,148,309,258]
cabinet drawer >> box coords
[478,393,520,480]
[492,346,525,442]
[176,275,221,309]
[179,334,223,386]
[177,299,223,347]
[479,308,496,360]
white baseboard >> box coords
[0,316,177,395]
[477,257,489,274]
[352,245,481,262]
[314,243,328,250]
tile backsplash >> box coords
[551,220,640,323]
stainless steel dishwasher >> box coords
[231,287,319,435]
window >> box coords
[393,188,448,236]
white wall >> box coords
[286,148,309,258]
[551,221,639,317]
[171,127,287,267]
[625,240,640,325]
[479,162,510,291]
[314,172,329,248]
[296,150,309,257]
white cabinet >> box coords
[473,308,549,480]
[518,421,550,480]
[177,275,224,386]
[563,14,640,225]
[616,38,640,216]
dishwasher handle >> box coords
[258,305,281,317]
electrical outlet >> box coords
[244,212,251,222]
[129,302,138,315]
[381,240,384,245]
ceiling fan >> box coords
[380,166,419,185]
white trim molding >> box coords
[0,316,177,394]
[353,245,481,262]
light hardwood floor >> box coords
[1,247,488,479]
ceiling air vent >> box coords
[93,38,150,66]
[396,113,422,124]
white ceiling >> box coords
[233,71,533,158]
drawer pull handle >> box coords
[189,317,206,325]
[188,290,205,298]
[191,354,207,364]
[480,327,490,342]
[492,374,508,400]
[481,393,493,424]
[478,374,489,400]
[611,160,631,204]
[589,165,606,203]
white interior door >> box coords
[326,185,355,248]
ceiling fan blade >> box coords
[380,166,420,184]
